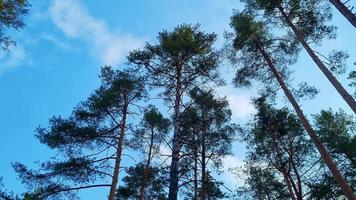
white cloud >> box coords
[156,145,172,166]
[216,86,256,120]
[49,0,143,66]
[219,155,245,187]
[0,45,30,74]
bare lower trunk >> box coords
[291,161,303,200]
[168,70,182,200]
[268,129,296,200]
[277,5,356,114]
[194,147,198,200]
[257,43,355,200]
[140,127,155,200]
[201,133,206,200]
[108,102,128,200]
[282,171,296,200]
[329,0,356,27]
[140,168,148,200]
[168,140,180,200]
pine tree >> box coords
[242,99,316,200]
[244,0,356,113]
[0,0,30,50]
[13,66,146,200]
[115,164,168,200]
[128,24,222,200]
[183,88,236,200]
[227,12,355,200]
[328,0,356,27]
[308,109,356,199]
[128,105,170,199]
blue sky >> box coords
[0,0,355,199]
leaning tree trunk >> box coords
[329,0,356,27]
[168,70,183,200]
[108,100,128,200]
[256,43,356,200]
[277,5,356,114]
[140,127,155,200]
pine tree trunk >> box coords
[329,0,356,27]
[108,101,128,200]
[168,70,183,200]
[140,127,155,200]
[256,43,356,200]
[194,141,198,200]
[277,5,356,114]
[281,171,296,200]
[268,129,296,200]
[201,123,207,200]
[287,145,303,200]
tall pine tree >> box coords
[128,24,222,200]
[13,66,146,200]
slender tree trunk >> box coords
[277,5,356,114]
[329,0,356,27]
[282,171,296,200]
[108,101,128,200]
[285,153,302,200]
[168,69,183,200]
[201,124,207,200]
[256,43,356,200]
[288,174,301,200]
[140,127,155,200]
[193,139,198,200]
[267,129,296,200]
[288,145,303,200]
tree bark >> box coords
[256,43,356,200]
[140,127,155,200]
[282,171,296,200]
[168,69,183,200]
[201,129,207,200]
[194,140,198,200]
[108,100,128,200]
[277,5,356,114]
[267,129,297,200]
[329,0,356,28]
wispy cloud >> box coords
[220,155,244,186]
[49,0,144,66]
[217,86,256,120]
[0,45,30,74]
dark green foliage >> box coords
[294,82,319,100]
[179,88,236,199]
[237,100,356,199]
[307,109,356,199]
[0,177,13,200]
[0,0,30,50]
[129,105,170,156]
[348,70,356,98]
[128,24,222,102]
[314,109,356,166]
[13,66,146,199]
[228,12,307,97]
[115,164,168,200]
[244,166,290,200]
[128,24,223,199]
[184,88,236,168]
[238,98,316,199]
[245,0,336,44]
[327,50,349,75]
[198,174,225,200]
